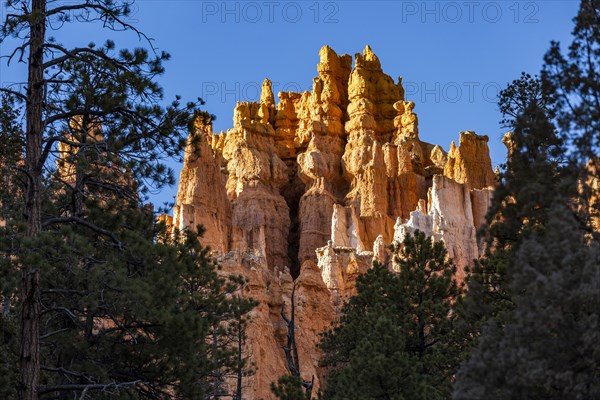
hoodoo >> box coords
[165,45,496,399]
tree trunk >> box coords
[235,322,243,400]
[20,1,46,399]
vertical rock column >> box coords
[444,130,496,189]
[341,46,413,249]
[172,121,231,253]
[296,46,352,265]
[220,86,291,271]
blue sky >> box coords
[0,1,581,210]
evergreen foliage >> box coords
[320,231,464,400]
[0,1,256,398]
[271,375,308,400]
[543,0,600,232]
[460,73,565,331]
[454,3,600,397]
[454,204,600,399]
[543,0,600,162]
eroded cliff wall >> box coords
[166,45,496,399]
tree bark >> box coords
[20,1,46,399]
[235,320,243,400]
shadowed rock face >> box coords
[164,45,496,399]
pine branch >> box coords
[38,380,142,395]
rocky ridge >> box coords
[165,45,497,399]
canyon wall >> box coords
[166,45,496,399]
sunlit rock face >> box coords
[163,45,496,399]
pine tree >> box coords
[0,113,257,397]
[0,93,24,400]
[453,72,565,398]
[490,73,564,251]
[0,93,24,311]
[543,0,600,163]
[1,161,257,398]
[320,231,464,400]
[458,73,565,335]
[0,1,262,398]
[34,205,247,397]
[543,0,600,233]
[454,203,600,399]
[454,12,600,395]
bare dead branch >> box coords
[45,2,156,52]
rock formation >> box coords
[172,121,231,253]
[164,45,497,399]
